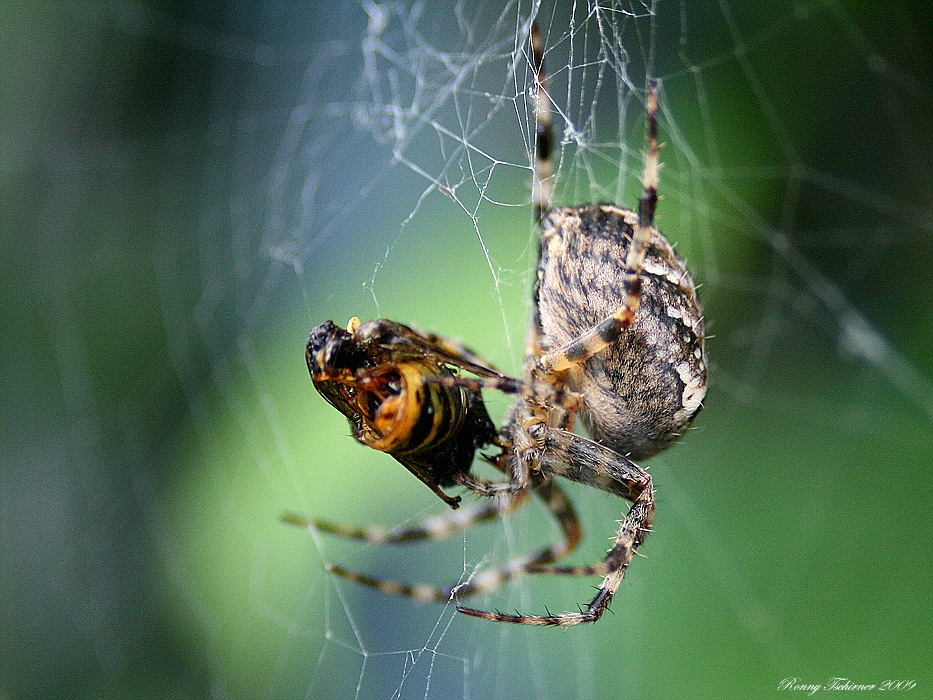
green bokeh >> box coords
[3,1,932,699]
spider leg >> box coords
[282,494,526,545]
[289,475,582,604]
[283,495,528,604]
[531,21,554,222]
[283,446,526,550]
[457,428,653,626]
[450,478,583,600]
[451,470,528,497]
[425,374,583,416]
[536,83,660,374]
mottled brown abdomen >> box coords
[535,203,707,459]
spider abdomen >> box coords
[535,203,707,459]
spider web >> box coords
[3,0,932,698]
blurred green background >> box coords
[2,1,932,699]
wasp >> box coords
[304,317,505,508]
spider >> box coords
[286,23,707,626]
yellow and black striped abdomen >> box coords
[306,318,498,508]
[357,359,467,457]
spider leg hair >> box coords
[282,495,527,545]
[290,476,583,604]
[458,428,653,625]
[536,83,661,375]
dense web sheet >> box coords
[3,0,932,698]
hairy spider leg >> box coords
[422,372,585,498]
[531,21,554,222]
[451,478,582,599]
[425,374,582,420]
[287,471,583,603]
[457,428,653,625]
[535,82,660,375]
[282,495,527,546]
